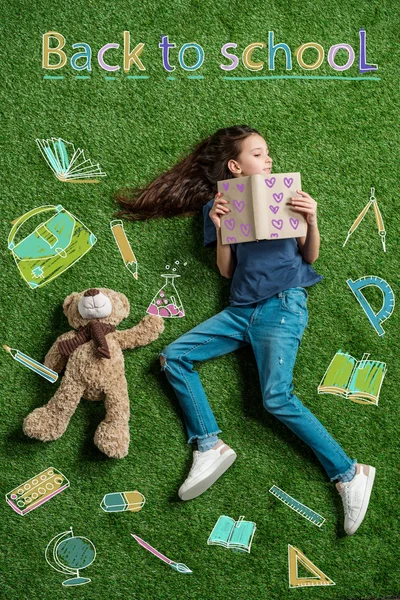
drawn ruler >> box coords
[269,485,325,527]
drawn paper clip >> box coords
[100,490,145,513]
[235,515,244,527]
[269,485,325,527]
[131,534,192,574]
[6,467,70,515]
[110,220,138,280]
[3,345,58,383]
[343,187,386,252]
[358,353,370,369]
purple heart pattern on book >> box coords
[218,173,307,244]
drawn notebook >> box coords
[318,351,386,406]
[217,172,307,244]
[207,515,256,553]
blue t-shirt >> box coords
[203,198,323,306]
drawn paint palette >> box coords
[6,467,70,515]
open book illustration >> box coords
[217,172,307,244]
[318,350,386,406]
[36,138,106,182]
[207,515,256,553]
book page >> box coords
[208,515,235,545]
[218,176,256,244]
[318,351,356,391]
[229,520,256,551]
[348,360,386,400]
[262,172,307,240]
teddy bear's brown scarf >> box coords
[58,321,116,359]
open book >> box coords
[207,515,256,553]
[36,138,106,183]
[318,351,386,406]
[217,172,307,244]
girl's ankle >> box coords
[197,434,219,452]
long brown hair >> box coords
[114,124,262,220]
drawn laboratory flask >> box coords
[147,273,185,318]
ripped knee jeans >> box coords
[159,288,355,481]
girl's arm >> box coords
[216,227,236,278]
[296,223,320,264]
[210,193,237,278]
[290,190,320,264]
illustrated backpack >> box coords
[8,204,97,289]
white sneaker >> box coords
[336,463,376,535]
[178,440,237,501]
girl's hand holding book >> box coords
[289,190,318,226]
[210,192,230,229]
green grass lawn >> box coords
[1,1,399,598]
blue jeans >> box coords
[160,287,355,481]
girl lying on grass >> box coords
[116,124,375,535]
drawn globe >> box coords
[56,535,96,571]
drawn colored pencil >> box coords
[3,345,58,383]
[110,220,138,279]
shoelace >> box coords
[187,446,222,481]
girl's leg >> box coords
[160,305,252,445]
[160,306,253,500]
[249,288,355,481]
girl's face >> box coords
[228,134,273,177]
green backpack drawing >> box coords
[8,204,97,289]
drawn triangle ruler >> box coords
[288,544,335,588]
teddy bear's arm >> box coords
[43,331,75,373]
[116,315,165,350]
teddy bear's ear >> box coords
[63,292,79,317]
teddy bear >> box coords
[23,288,164,458]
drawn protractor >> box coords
[347,276,395,337]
